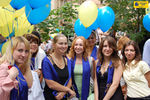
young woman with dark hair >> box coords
[94,36,123,100]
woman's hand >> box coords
[8,67,19,80]
[68,89,76,98]
[55,92,66,100]
[35,69,42,77]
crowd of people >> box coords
[0,30,150,100]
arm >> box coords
[55,78,75,100]
[94,60,98,100]
[140,61,150,88]
[39,69,43,83]
[0,67,18,93]
[45,79,75,95]
[34,69,43,83]
[144,71,150,88]
[103,61,123,100]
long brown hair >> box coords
[68,36,88,61]
[122,40,141,65]
[97,36,120,68]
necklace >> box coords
[51,54,65,68]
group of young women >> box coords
[0,31,150,100]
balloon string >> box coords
[25,9,33,31]
[16,76,26,97]
[4,7,15,65]
[10,38,13,65]
[17,7,33,35]
[3,7,14,13]
[23,14,33,34]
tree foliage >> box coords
[105,0,150,42]
[36,1,79,41]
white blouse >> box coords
[123,60,150,98]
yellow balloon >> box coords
[2,40,10,55]
[146,3,150,14]
[14,7,25,18]
[79,1,98,28]
[0,5,14,37]
[14,13,34,36]
[0,0,12,7]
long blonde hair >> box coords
[0,36,31,74]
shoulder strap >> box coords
[47,55,54,65]
[63,56,67,66]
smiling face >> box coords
[13,42,29,65]
[74,38,84,55]
[102,40,113,57]
[87,33,96,47]
[30,40,38,54]
[54,37,68,55]
[124,45,135,62]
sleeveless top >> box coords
[42,56,69,100]
[96,61,123,100]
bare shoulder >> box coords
[115,60,123,71]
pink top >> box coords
[0,62,17,100]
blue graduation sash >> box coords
[91,46,97,60]
[10,64,28,100]
[71,56,90,100]
[30,57,35,70]
[42,56,72,97]
[96,61,114,96]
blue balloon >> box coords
[6,30,15,39]
[25,3,51,25]
[10,0,27,10]
[143,13,150,32]
[27,0,51,9]
[98,6,115,32]
[74,19,92,39]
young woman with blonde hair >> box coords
[42,34,75,100]
[0,36,33,100]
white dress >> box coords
[28,71,45,100]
